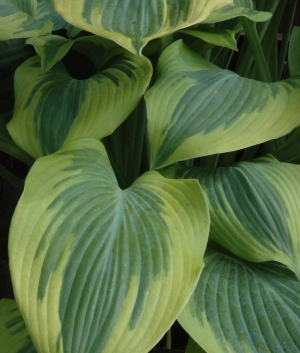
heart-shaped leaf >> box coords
[179,248,300,353]
[0,299,37,353]
[7,42,152,159]
[145,40,300,169]
[49,0,233,55]
[160,156,300,278]
[9,138,209,353]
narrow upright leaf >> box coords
[145,40,300,169]
[289,26,300,76]
[179,248,300,353]
[9,138,209,353]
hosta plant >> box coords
[1,0,300,352]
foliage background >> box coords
[1,1,300,352]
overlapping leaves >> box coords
[161,156,300,278]
[145,40,300,169]
[7,37,152,159]
[50,0,235,54]
[9,138,209,353]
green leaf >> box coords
[50,0,234,55]
[145,40,300,169]
[186,336,207,353]
[179,248,300,353]
[0,39,35,164]
[0,39,34,121]
[0,299,37,353]
[36,0,67,31]
[26,34,118,73]
[160,156,300,278]
[0,122,34,165]
[7,44,152,159]
[273,127,300,163]
[0,0,53,40]
[180,26,237,51]
[203,0,272,23]
[288,26,300,76]
[9,138,209,353]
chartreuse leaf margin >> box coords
[0,0,53,40]
[7,38,152,159]
[0,299,37,353]
[179,248,300,353]
[160,156,300,279]
[9,138,210,353]
[202,0,272,23]
[145,40,300,169]
[49,0,272,55]
[50,0,235,55]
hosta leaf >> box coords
[26,34,118,73]
[0,39,34,122]
[145,40,300,169]
[180,26,237,51]
[36,0,67,31]
[160,156,300,278]
[50,0,233,55]
[0,0,53,40]
[273,127,300,163]
[7,47,152,159]
[0,299,37,353]
[0,39,35,164]
[9,138,209,353]
[289,26,300,76]
[179,248,300,353]
[0,123,34,165]
[203,0,272,23]
[186,337,207,353]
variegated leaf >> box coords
[50,0,233,55]
[9,138,210,353]
[160,156,300,278]
[179,248,300,353]
[7,42,152,159]
[0,299,37,353]
[26,34,118,73]
[145,40,300,169]
[0,0,52,40]
[203,0,272,23]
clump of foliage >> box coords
[1,1,300,352]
